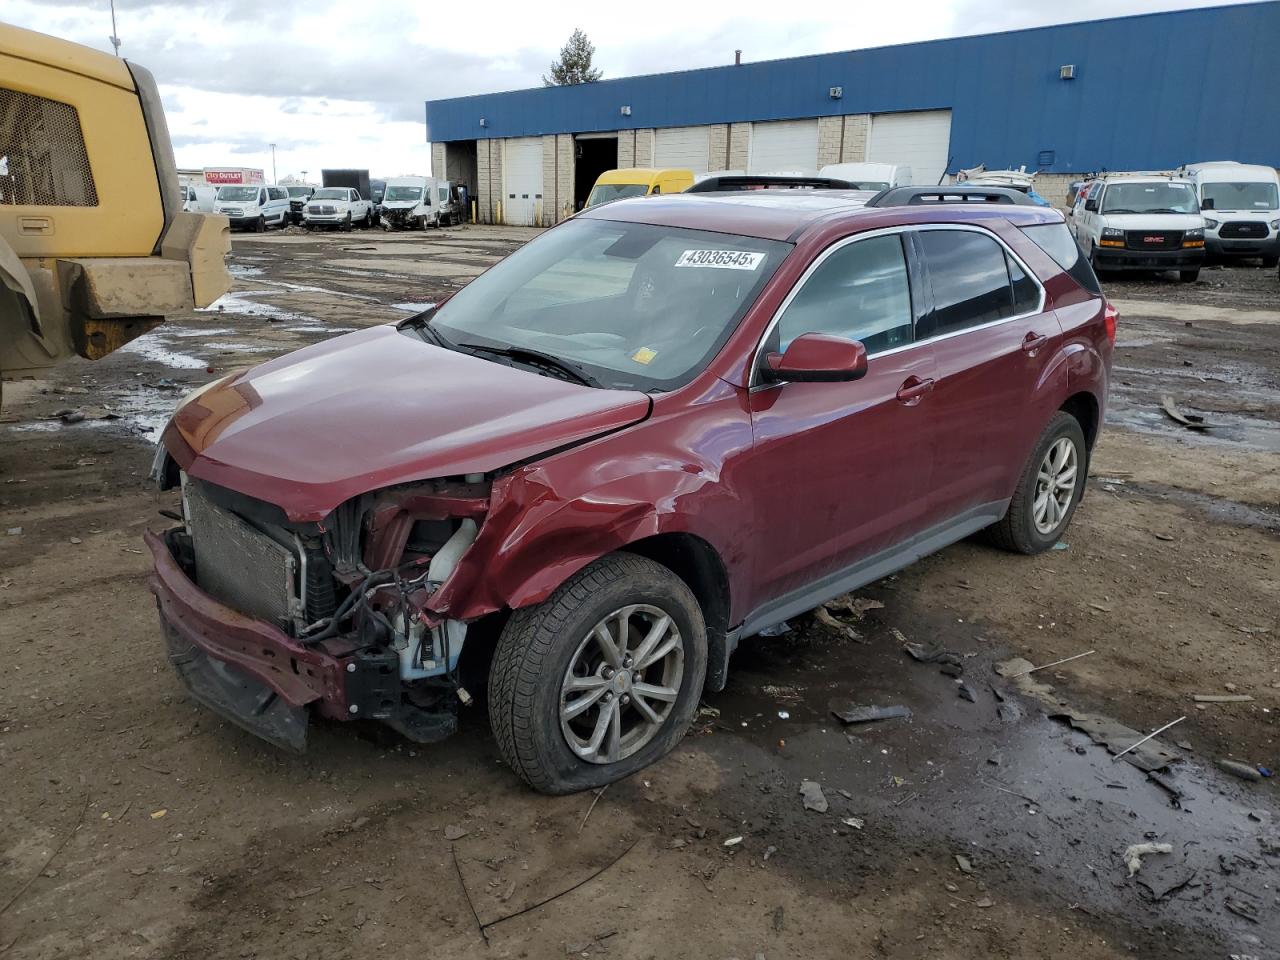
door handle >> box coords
[1022,332,1049,354]
[896,376,935,405]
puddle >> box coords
[237,274,380,302]
[228,264,265,279]
[202,341,279,353]
[710,605,1278,951]
[1107,401,1280,454]
[8,421,61,433]
[1118,481,1280,532]
[165,327,234,338]
[118,335,207,370]
[198,290,320,325]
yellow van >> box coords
[584,168,694,208]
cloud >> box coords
[5,0,1253,179]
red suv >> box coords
[148,188,1114,793]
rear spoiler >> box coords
[865,186,1038,207]
[686,175,855,193]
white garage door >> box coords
[748,120,819,174]
[867,110,953,187]
[504,137,543,226]
[654,126,710,174]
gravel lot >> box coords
[2,227,1277,959]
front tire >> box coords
[341,213,352,232]
[489,553,707,795]
[987,412,1087,555]
[254,215,266,233]
[1179,268,1200,283]
[1260,255,1278,269]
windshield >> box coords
[430,218,791,391]
[286,186,312,198]
[217,186,259,202]
[585,183,650,208]
[384,186,423,202]
[847,180,890,191]
[311,188,346,200]
[1202,181,1279,212]
[1101,182,1198,215]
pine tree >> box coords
[543,29,603,86]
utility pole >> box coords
[108,0,122,56]
[269,143,277,184]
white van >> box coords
[818,162,912,190]
[1177,161,1280,266]
[181,183,217,213]
[1070,175,1206,282]
[214,184,291,232]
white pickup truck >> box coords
[303,187,374,231]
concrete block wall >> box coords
[476,138,504,224]
[635,128,654,167]
[555,134,573,222]
[541,136,558,226]
[431,142,446,180]
[817,117,843,168]
[728,123,751,171]
[708,124,729,171]
[842,115,870,163]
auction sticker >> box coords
[675,249,764,270]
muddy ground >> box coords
[1,227,1277,959]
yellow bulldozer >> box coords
[0,22,230,405]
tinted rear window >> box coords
[1020,222,1101,295]
[917,230,1021,339]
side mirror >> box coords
[761,332,868,383]
[1084,199,1098,212]
[1200,198,1214,211]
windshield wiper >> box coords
[458,342,603,388]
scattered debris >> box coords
[1005,649,1096,679]
[824,595,884,618]
[1192,694,1254,703]
[1112,716,1187,761]
[975,897,994,908]
[757,621,791,637]
[0,794,88,919]
[1224,896,1260,924]
[957,682,977,703]
[443,824,469,840]
[149,809,167,820]
[901,640,963,668]
[1217,759,1263,782]
[777,710,790,719]
[763,845,777,862]
[1051,711,1180,772]
[6,527,21,536]
[578,785,608,833]
[954,854,973,874]
[1052,541,1069,551]
[723,836,743,847]
[940,662,964,677]
[841,817,864,830]
[812,606,864,642]
[799,780,828,813]
[1124,842,1173,877]
[830,703,912,725]
[1161,396,1212,431]
[1153,533,1175,542]
[1138,868,1199,902]
[1147,771,1185,808]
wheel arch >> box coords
[1059,390,1100,450]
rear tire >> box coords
[1179,268,1200,283]
[987,412,1087,555]
[488,553,707,795]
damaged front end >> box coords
[379,205,422,230]
[147,470,491,751]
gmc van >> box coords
[1070,175,1206,282]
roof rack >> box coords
[685,174,855,193]
[865,185,1038,207]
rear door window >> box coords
[775,234,913,354]
[917,230,1026,339]
[1021,222,1101,295]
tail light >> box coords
[1103,300,1118,344]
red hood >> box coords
[163,325,651,521]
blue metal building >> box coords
[424,2,1280,224]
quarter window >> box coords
[776,234,913,354]
[917,230,1033,339]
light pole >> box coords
[108,0,121,56]
[269,143,277,184]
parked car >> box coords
[1070,175,1206,282]
[286,185,315,225]
[380,176,433,229]
[1177,161,1280,267]
[215,184,291,232]
[584,168,695,209]
[303,187,374,230]
[818,162,912,190]
[147,189,1114,793]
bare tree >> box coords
[543,29,603,86]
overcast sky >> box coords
[8,0,1254,181]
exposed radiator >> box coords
[185,481,299,627]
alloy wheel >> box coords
[1033,436,1077,535]
[559,604,684,765]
